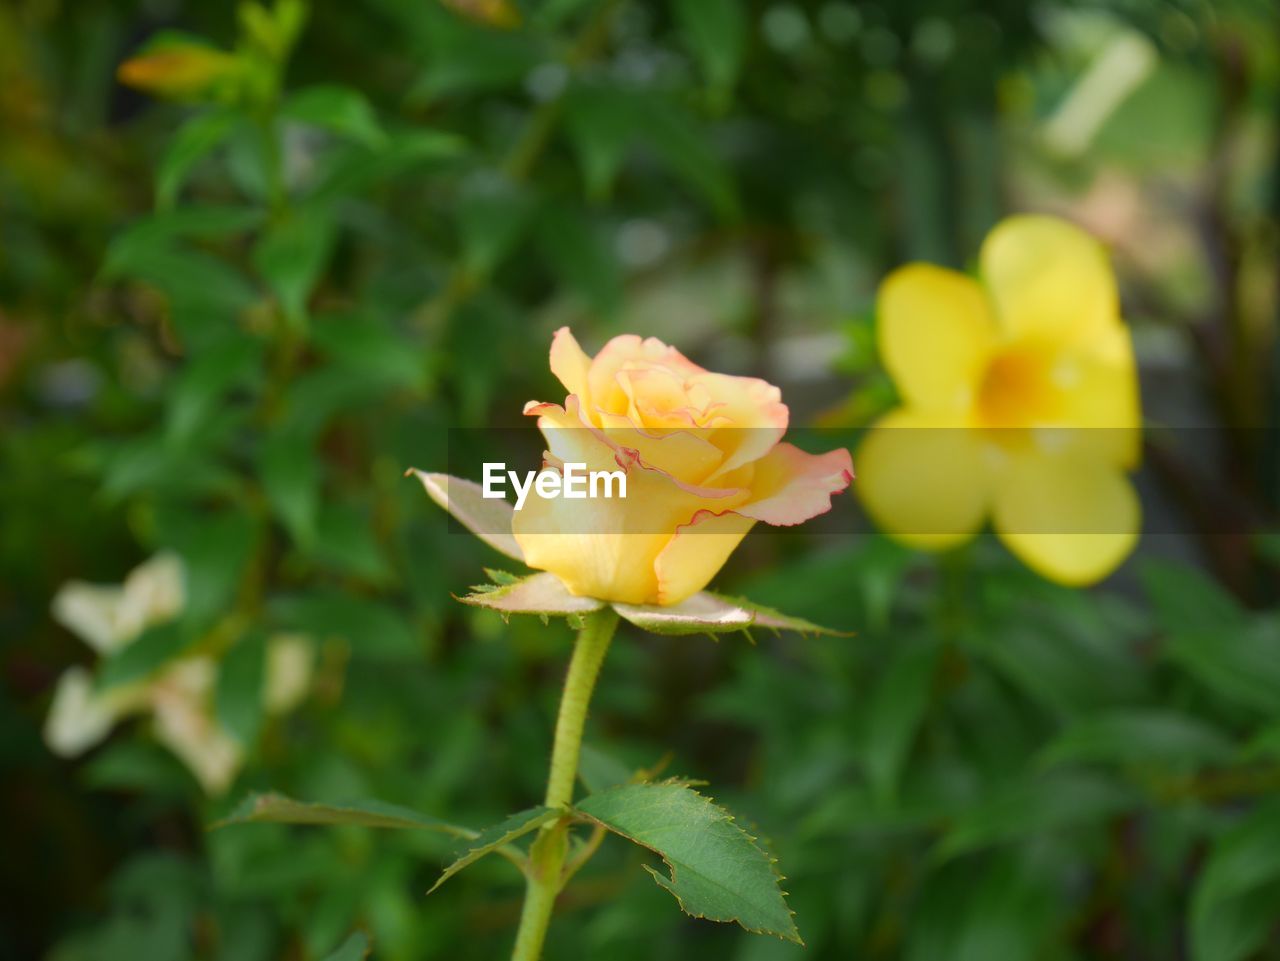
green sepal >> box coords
[458,572,603,617]
[612,593,753,636]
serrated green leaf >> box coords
[459,572,602,617]
[282,85,386,148]
[1038,709,1233,769]
[574,781,800,943]
[409,471,524,562]
[320,931,370,961]
[157,109,242,209]
[214,792,471,836]
[427,806,557,894]
[613,593,753,636]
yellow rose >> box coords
[857,215,1141,585]
[509,328,853,605]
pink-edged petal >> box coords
[654,509,756,606]
[408,470,525,562]
[735,442,854,526]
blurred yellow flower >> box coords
[117,43,243,101]
[857,215,1141,585]
[45,554,314,795]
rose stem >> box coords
[510,607,619,961]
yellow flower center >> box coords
[976,344,1058,430]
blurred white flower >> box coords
[45,553,313,795]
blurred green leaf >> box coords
[1143,560,1247,638]
[1039,709,1234,769]
[1191,800,1280,961]
[217,630,267,745]
[259,430,320,545]
[215,792,469,835]
[862,636,939,807]
[282,85,386,148]
[427,806,556,893]
[405,5,543,101]
[97,620,190,690]
[270,593,418,659]
[310,314,426,392]
[672,0,746,105]
[534,204,621,318]
[456,174,538,276]
[252,205,336,326]
[575,781,801,943]
[165,331,265,443]
[156,109,242,209]
[1165,619,1280,716]
[937,772,1135,861]
[320,931,371,961]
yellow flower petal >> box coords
[877,264,995,413]
[856,408,991,550]
[549,327,593,408]
[1041,323,1142,468]
[980,215,1119,344]
[993,450,1139,586]
[654,510,756,606]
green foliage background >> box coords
[3,0,1280,959]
